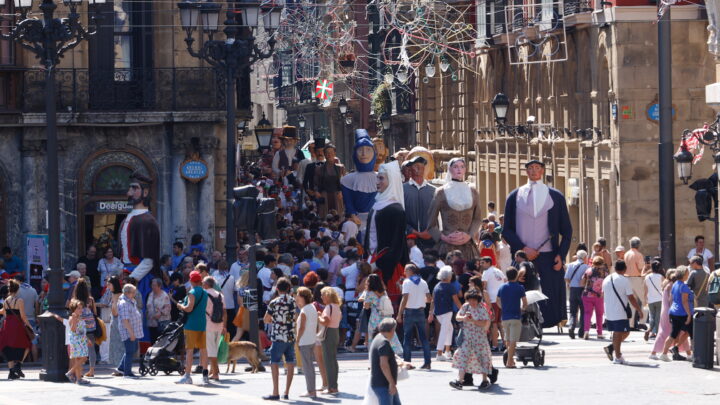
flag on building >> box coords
[315,79,333,100]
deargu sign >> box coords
[96,201,133,213]
[180,159,209,183]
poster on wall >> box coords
[26,234,49,293]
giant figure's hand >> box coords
[523,247,540,261]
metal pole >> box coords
[658,8,676,268]
[225,66,238,265]
[248,244,259,348]
[715,154,720,268]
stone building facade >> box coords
[416,3,716,260]
[0,1,255,269]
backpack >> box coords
[206,292,225,324]
[708,270,720,306]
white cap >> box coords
[614,245,625,252]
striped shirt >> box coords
[117,295,144,341]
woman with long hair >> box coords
[659,266,695,362]
[0,279,32,379]
[650,269,691,360]
[313,282,329,391]
[106,276,125,374]
[361,274,403,355]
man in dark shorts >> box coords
[601,261,642,365]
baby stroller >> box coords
[139,321,186,376]
[503,291,546,368]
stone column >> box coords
[171,137,189,245]
[198,136,218,253]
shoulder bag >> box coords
[610,276,632,319]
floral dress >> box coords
[452,303,492,375]
[363,292,402,355]
[69,318,89,359]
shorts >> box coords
[606,319,630,333]
[491,303,502,323]
[206,331,222,357]
[184,330,207,350]
[670,315,693,339]
[270,340,296,365]
[502,319,522,343]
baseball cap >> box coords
[189,271,202,283]
[615,245,625,252]
[66,270,81,279]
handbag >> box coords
[233,306,246,328]
[95,319,107,345]
[610,276,632,319]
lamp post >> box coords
[254,112,274,151]
[1,0,101,382]
[298,114,306,143]
[178,0,281,266]
[491,92,531,137]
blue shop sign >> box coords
[647,103,676,122]
[180,159,209,182]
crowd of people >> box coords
[0,126,718,402]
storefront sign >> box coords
[180,159,209,183]
[26,234,49,293]
[96,200,133,213]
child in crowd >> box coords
[52,299,90,384]
[496,268,527,368]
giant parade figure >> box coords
[503,160,573,328]
[341,129,378,233]
[120,171,162,340]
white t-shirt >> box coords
[258,267,273,303]
[401,278,430,309]
[63,318,71,345]
[341,263,360,302]
[409,245,425,268]
[644,273,664,304]
[298,304,318,346]
[687,248,714,268]
[341,220,359,241]
[229,261,246,282]
[482,267,507,303]
[602,273,634,321]
[212,270,236,309]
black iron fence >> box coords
[22,67,227,112]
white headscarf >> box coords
[372,160,404,211]
[443,157,473,211]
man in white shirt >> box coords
[211,261,236,338]
[406,235,425,268]
[396,264,432,369]
[687,235,714,270]
[481,256,508,350]
[341,213,359,242]
[229,246,249,281]
[340,253,361,302]
[602,260,643,365]
[258,256,276,304]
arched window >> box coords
[93,165,133,195]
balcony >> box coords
[276,81,317,109]
[22,67,227,113]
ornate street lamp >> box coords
[345,111,353,126]
[491,92,510,126]
[338,96,348,115]
[179,0,280,351]
[1,0,101,382]
[673,145,693,185]
[298,114,306,129]
[254,112,274,149]
[381,112,391,131]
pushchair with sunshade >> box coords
[139,321,186,376]
[503,290,546,368]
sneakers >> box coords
[659,354,671,362]
[436,354,449,362]
[449,380,463,390]
[489,367,499,384]
[478,380,493,390]
[202,370,210,385]
[672,352,687,361]
[613,356,626,365]
[603,344,614,361]
[648,354,659,360]
[569,328,575,339]
[65,371,77,383]
[420,363,431,370]
[596,334,606,340]
[583,332,589,340]
[176,375,193,385]
[644,330,650,342]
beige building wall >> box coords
[417,9,717,261]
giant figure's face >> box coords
[271,136,282,151]
[127,182,147,205]
[526,163,545,181]
[325,147,336,162]
[356,146,375,164]
[283,138,298,149]
[449,160,466,181]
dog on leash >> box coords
[226,341,263,373]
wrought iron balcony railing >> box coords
[22,67,228,113]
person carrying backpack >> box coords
[707,268,720,309]
[203,277,226,381]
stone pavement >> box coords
[1,330,718,405]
